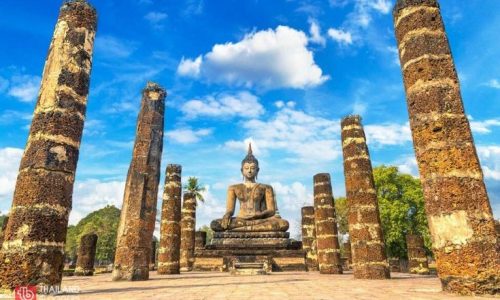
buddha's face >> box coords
[242,162,259,180]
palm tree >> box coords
[184,177,206,205]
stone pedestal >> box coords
[211,232,290,249]
[393,0,499,294]
[113,82,166,281]
[75,233,98,276]
[0,0,97,292]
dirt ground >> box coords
[34,271,497,300]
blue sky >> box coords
[0,0,498,238]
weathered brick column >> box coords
[341,115,390,279]
[112,82,166,281]
[75,233,98,276]
[158,164,182,274]
[343,241,352,270]
[393,0,499,294]
[406,234,429,275]
[195,231,207,250]
[301,206,318,271]
[149,240,157,271]
[180,192,196,271]
[313,174,343,274]
[0,0,97,292]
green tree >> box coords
[65,205,121,264]
[199,225,214,244]
[334,197,348,236]
[373,165,431,259]
[184,177,206,205]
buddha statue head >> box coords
[241,143,259,181]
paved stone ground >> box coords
[41,271,496,299]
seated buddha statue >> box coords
[210,144,289,232]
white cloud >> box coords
[394,155,419,177]
[177,25,329,89]
[364,122,412,147]
[469,117,500,134]
[0,148,23,214]
[145,12,167,23]
[477,146,500,181]
[308,19,326,46]
[224,104,341,163]
[348,0,392,28]
[165,128,212,144]
[144,12,167,29]
[95,35,136,58]
[181,91,265,119]
[70,179,125,225]
[7,75,40,102]
[327,28,353,45]
[196,185,226,225]
[484,79,500,89]
[369,0,391,14]
[272,181,312,212]
[177,56,202,78]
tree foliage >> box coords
[373,165,431,258]
[0,214,7,236]
[199,225,214,244]
[184,177,206,205]
[65,205,121,264]
[334,197,348,236]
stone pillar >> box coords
[393,0,499,294]
[0,217,8,246]
[313,174,343,274]
[75,233,98,276]
[158,164,182,274]
[195,231,207,251]
[301,206,318,271]
[406,234,429,275]
[343,241,352,270]
[149,240,157,271]
[341,115,390,279]
[0,0,97,292]
[180,192,196,271]
[112,82,166,281]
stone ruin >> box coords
[158,164,182,274]
[393,0,499,294]
[0,0,497,297]
[0,0,97,292]
[180,192,197,271]
[75,233,98,276]
[193,146,306,273]
[301,206,318,272]
[112,82,166,281]
[341,115,390,280]
[313,174,343,274]
[406,234,429,275]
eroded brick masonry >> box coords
[0,0,97,291]
[393,0,499,294]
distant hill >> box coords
[65,205,121,264]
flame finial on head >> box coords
[241,142,259,168]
